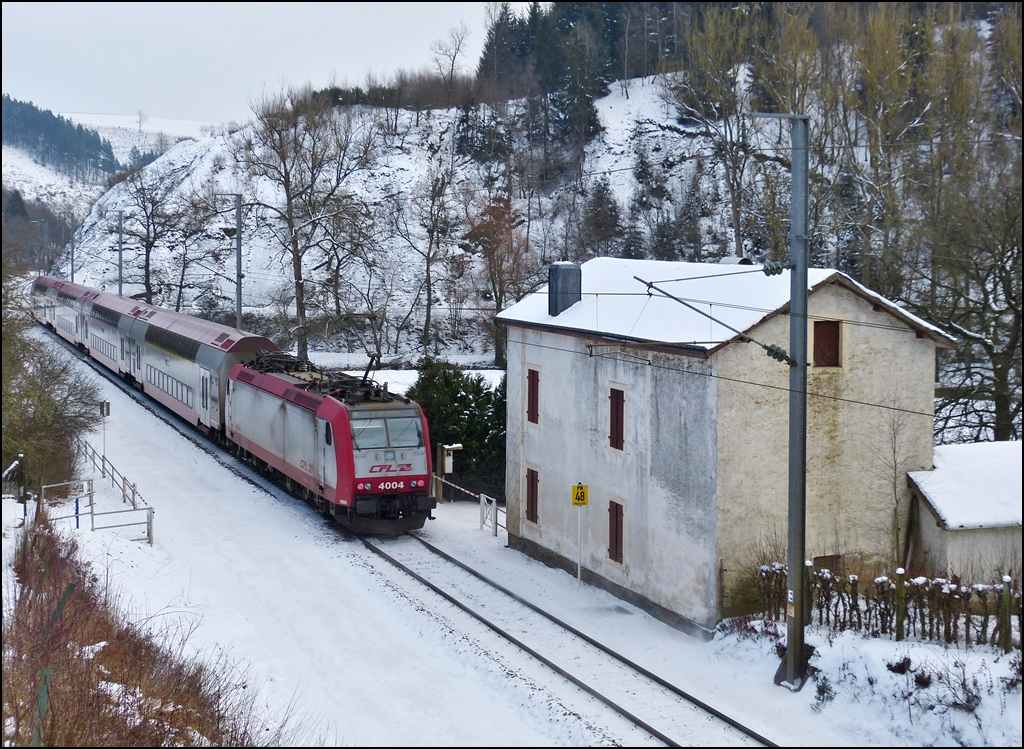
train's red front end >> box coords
[226,355,436,534]
[333,399,435,534]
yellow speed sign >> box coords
[572,483,589,506]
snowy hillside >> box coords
[2,113,219,220]
[55,77,774,362]
[59,112,220,166]
[1,145,104,219]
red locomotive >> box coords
[226,352,435,532]
[30,276,436,532]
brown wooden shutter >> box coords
[609,388,624,450]
[608,501,623,562]
[526,468,539,523]
[527,369,539,424]
[814,320,841,367]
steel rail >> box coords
[359,535,687,748]
[406,533,778,747]
[41,322,775,747]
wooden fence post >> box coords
[895,568,906,641]
[1000,576,1013,654]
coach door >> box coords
[317,418,336,490]
[199,367,214,425]
[126,338,142,381]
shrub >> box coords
[2,507,309,746]
[406,358,506,499]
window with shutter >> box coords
[609,387,624,450]
[527,368,539,424]
[608,500,623,563]
[526,468,539,524]
[814,320,841,367]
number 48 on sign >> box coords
[572,483,589,506]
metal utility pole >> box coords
[233,194,242,329]
[755,112,810,690]
[117,210,124,296]
[66,212,76,283]
[215,193,244,329]
[30,219,48,270]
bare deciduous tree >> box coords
[661,5,760,259]
[432,22,470,110]
[391,162,458,350]
[115,168,180,304]
[460,192,539,366]
[238,87,377,358]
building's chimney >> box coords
[548,262,581,316]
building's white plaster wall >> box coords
[505,325,526,534]
[915,498,949,572]
[715,283,937,603]
[914,496,1022,580]
[506,326,720,628]
[944,526,1022,581]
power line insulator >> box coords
[763,261,787,276]
[766,344,791,362]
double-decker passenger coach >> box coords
[31,276,437,533]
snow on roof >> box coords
[909,441,1023,529]
[497,257,951,351]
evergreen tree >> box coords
[582,177,624,257]
[406,360,506,498]
[1,95,119,180]
[4,190,28,219]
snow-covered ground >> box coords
[2,113,216,220]
[3,343,1020,746]
[58,111,218,165]
[1,144,105,219]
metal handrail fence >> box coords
[75,435,146,509]
[430,473,505,538]
[44,477,154,546]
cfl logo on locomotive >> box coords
[369,463,413,473]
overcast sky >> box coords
[2,2,523,124]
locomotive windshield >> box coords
[350,410,423,450]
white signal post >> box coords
[572,483,588,583]
[99,401,110,476]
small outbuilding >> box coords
[497,258,956,638]
[907,441,1022,581]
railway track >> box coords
[45,323,777,747]
[362,533,778,748]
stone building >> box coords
[908,441,1022,581]
[496,258,956,638]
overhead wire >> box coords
[510,335,938,419]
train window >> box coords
[387,417,422,448]
[350,419,388,450]
[325,422,333,446]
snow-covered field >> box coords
[3,342,1020,746]
[1,144,105,218]
[58,111,218,165]
[3,113,216,220]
